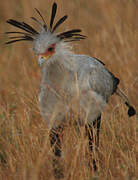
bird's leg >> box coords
[85,115,101,172]
[85,123,97,171]
[50,125,64,179]
[94,115,101,149]
[50,126,63,157]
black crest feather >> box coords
[52,15,68,32]
[6,19,39,35]
[5,38,32,45]
[58,29,87,41]
[5,19,38,44]
[50,2,57,29]
[34,8,47,30]
[31,17,42,26]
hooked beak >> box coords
[38,56,45,67]
[38,55,51,67]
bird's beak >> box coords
[38,56,45,67]
[38,55,51,67]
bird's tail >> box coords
[116,88,136,117]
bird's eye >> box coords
[48,47,54,52]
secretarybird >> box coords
[6,2,136,178]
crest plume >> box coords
[50,2,57,29]
[5,2,86,44]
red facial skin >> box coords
[40,43,56,57]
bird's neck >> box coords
[46,43,74,70]
[41,46,75,87]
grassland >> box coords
[0,0,137,179]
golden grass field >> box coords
[0,0,138,179]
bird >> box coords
[5,2,136,178]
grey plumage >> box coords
[39,53,119,127]
[5,2,135,127]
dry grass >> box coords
[0,0,138,179]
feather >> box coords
[65,37,86,41]
[22,22,39,34]
[63,33,86,38]
[6,19,38,35]
[50,2,57,29]
[52,15,68,32]
[34,8,47,30]
[31,17,43,26]
[8,35,33,40]
[58,29,86,41]
[5,31,32,36]
[5,38,32,44]
[58,29,82,38]
[64,39,81,42]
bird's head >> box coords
[6,2,86,67]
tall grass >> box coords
[0,0,137,179]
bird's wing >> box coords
[75,55,119,102]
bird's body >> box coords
[39,51,119,128]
